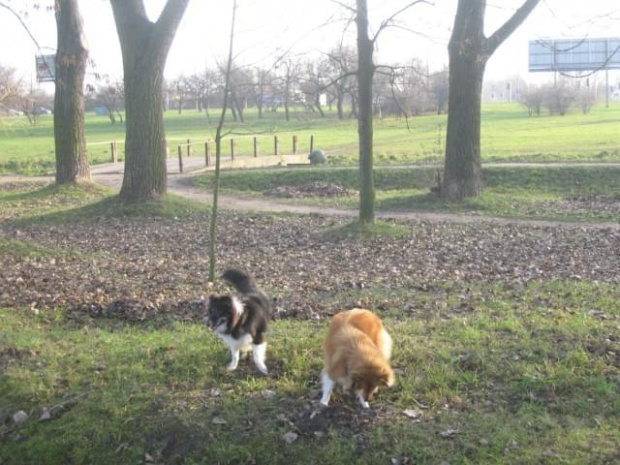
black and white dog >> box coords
[206,269,272,374]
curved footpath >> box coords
[2,160,620,230]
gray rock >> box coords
[309,149,326,164]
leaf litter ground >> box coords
[1,181,619,464]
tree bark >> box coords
[442,0,541,200]
[54,0,90,184]
[356,0,375,224]
[111,0,189,203]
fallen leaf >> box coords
[402,409,422,420]
[282,431,298,444]
[439,429,462,438]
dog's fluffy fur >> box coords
[206,269,271,374]
[320,308,394,408]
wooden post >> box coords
[310,134,314,154]
[178,146,183,173]
[205,141,210,167]
[186,138,191,157]
[230,138,236,160]
[292,135,298,154]
[110,141,117,163]
[274,135,279,155]
[253,137,258,157]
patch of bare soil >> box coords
[264,182,357,198]
[2,183,620,322]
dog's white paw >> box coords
[227,363,238,371]
[360,401,370,409]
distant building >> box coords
[482,77,527,103]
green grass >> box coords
[195,165,620,222]
[1,279,619,464]
[2,102,620,174]
[1,179,618,464]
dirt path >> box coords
[3,163,620,230]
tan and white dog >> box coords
[320,309,395,409]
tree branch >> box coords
[0,1,43,50]
[153,0,191,57]
[371,0,433,43]
[330,0,355,14]
[485,0,541,55]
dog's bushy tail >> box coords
[222,268,258,295]
[222,268,271,313]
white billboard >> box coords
[35,54,56,82]
[529,38,620,73]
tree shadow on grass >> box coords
[376,192,488,214]
[8,189,210,227]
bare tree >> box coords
[190,68,220,121]
[300,59,330,117]
[442,0,541,200]
[209,0,237,282]
[0,65,23,111]
[326,45,357,120]
[18,86,50,125]
[228,66,253,123]
[577,85,596,114]
[110,0,190,203]
[277,58,301,121]
[429,66,449,114]
[95,80,124,124]
[379,59,431,118]
[542,81,577,116]
[521,85,544,116]
[250,67,274,119]
[170,75,191,114]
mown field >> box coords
[1,182,619,465]
[1,102,620,174]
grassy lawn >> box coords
[195,165,620,222]
[1,102,620,174]
[1,183,619,464]
[0,181,210,224]
[2,279,619,465]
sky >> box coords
[1,0,619,89]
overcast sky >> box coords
[2,0,619,88]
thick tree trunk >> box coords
[121,61,168,202]
[443,53,486,200]
[111,0,189,203]
[356,0,375,224]
[442,0,541,201]
[54,0,90,184]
